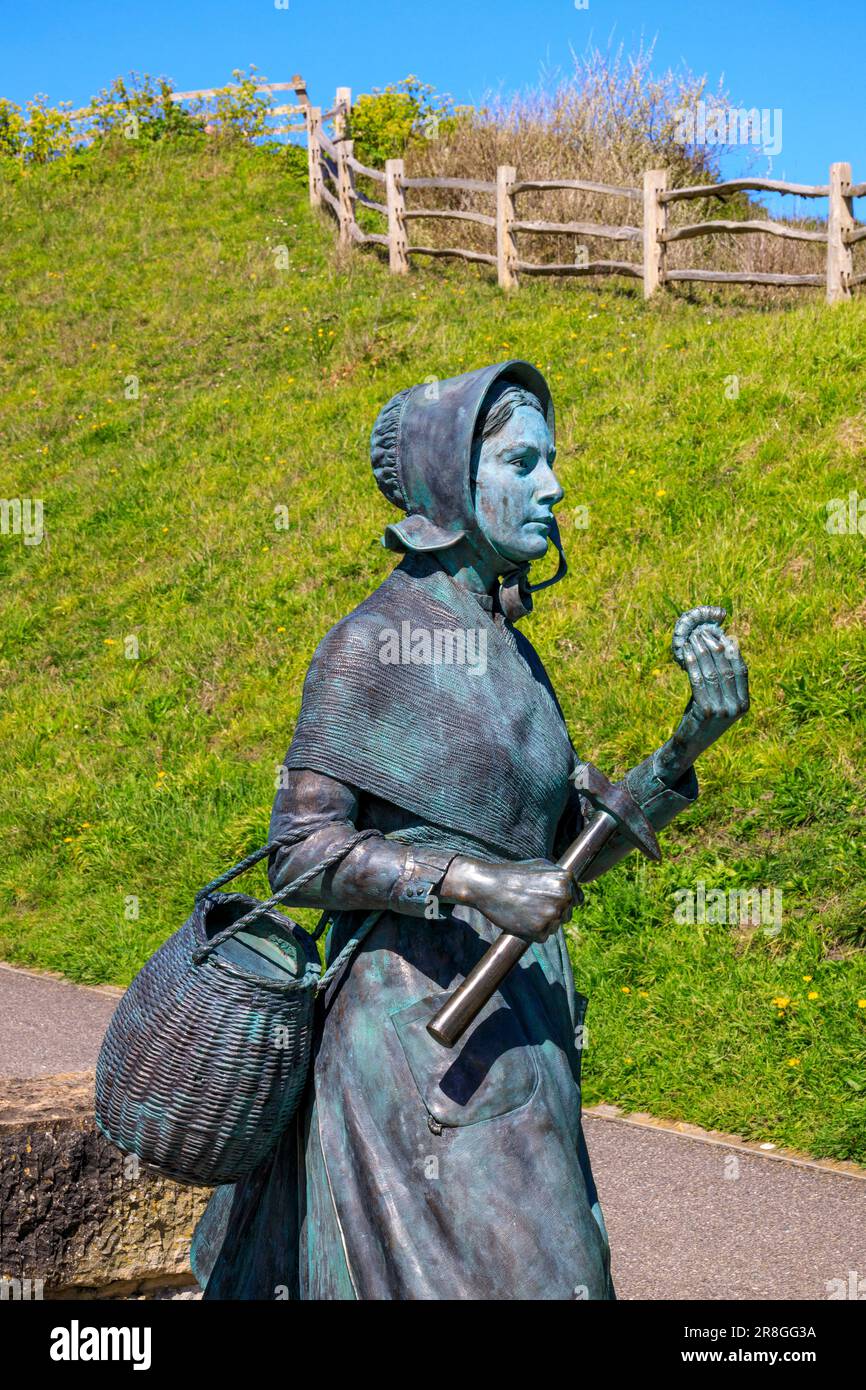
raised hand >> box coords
[657,606,750,778]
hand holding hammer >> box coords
[427,605,747,1049]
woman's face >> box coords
[472,405,564,564]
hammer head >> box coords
[573,762,661,862]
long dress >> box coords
[190,554,697,1300]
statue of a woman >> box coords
[190,360,749,1300]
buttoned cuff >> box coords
[625,751,699,832]
[388,847,460,917]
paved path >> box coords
[2,963,864,1300]
[584,1111,866,1300]
[0,963,120,1077]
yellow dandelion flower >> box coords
[802,975,813,982]
[807,991,819,1001]
[621,986,631,994]
[276,626,286,633]
[624,1056,633,1064]
[63,836,74,843]
[104,638,115,645]
[786,1058,800,1067]
[655,488,667,498]
[858,999,866,1009]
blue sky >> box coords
[1,0,862,190]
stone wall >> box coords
[0,1072,210,1299]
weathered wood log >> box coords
[346,155,387,182]
[514,259,642,278]
[662,219,826,244]
[407,245,498,266]
[643,169,667,299]
[511,178,639,198]
[385,158,409,275]
[318,129,337,159]
[400,176,496,193]
[511,218,641,241]
[843,225,866,245]
[662,177,829,203]
[306,106,323,209]
[333,87,351,141]
[352,189,388,215]
[665,269,824,286]
[497,165,518,290]
[403,207,497,227]
[827,162,854,304]
[337,138,357,247]
[169,81,300,102]
[320,182,340,216]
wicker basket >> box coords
[95,832,381,1187]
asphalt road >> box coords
[0,963,121,1077]
[2,963,864,1301]
[584,1112,866,1300]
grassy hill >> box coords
[1,140,864,1159]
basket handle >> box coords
[191,828,381,965]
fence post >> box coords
[496,164,518,291]
[337,138,356,247]
[334,86,351,140]
[385,158,409,274]
[643,169,668,299]
[306,106,322,208]
[826,161,853,304]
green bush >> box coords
[347,75,464,167]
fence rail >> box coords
[66,74,311,144]
[304,86,863,305]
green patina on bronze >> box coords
[189,361,749,1300]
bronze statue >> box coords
[190,360,749,1300]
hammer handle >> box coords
[426,810,617,1048]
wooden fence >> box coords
[66,74,311,144]
[306,87,863,305]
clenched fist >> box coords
[441,856,582,943]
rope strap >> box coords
[191,828,381,964]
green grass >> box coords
[1,140,864,1160]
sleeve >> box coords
[268,768,459,917]
[554,749,699,882]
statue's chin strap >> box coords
[497,517,568,623]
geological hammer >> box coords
[426,763,661,1048]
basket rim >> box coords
[190,891,322,994]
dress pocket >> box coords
[389,989,539,1129]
